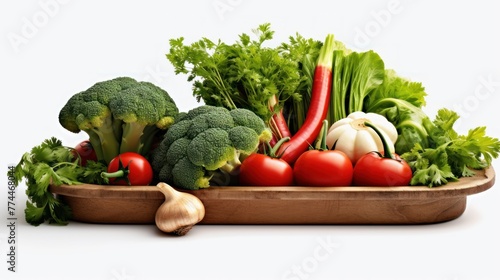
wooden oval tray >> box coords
[50,167,495,225]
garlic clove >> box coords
[155,182,205,236]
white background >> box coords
[1,0,499,279]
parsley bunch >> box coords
[166,23,319,140]
[402,109,500,187]
[167,23,299,118]
[12,137,107,225]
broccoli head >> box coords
[58,77,178,164]
[109,81,179,155]
[151,105,271,190]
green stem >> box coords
[269,137,290,158]
[101,169,126,179]
[319,119,328,151]
[119,122,147,154]
[364,122,395,159]
[313,119,329,150]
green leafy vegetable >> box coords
[401,109,500,187]
[166,23,313,142]
[364,69,432,154]
[329,49,385,124]
[12,137,107,225]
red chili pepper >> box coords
[278,34,335,165]
[268,95,292,146]
[352,122,413,186]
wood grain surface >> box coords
[50,167,495,225]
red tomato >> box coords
[102,152,153,186]
[73,140,98,166]
[293,150,353,186]
[239,153,294,186]
[352,152,413,186]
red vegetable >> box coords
[239,138,293,186]
[293,120,353,186]
[238,153,293,186]
[352,122,413,186]
[278,34,336,164]
[73,140,97,166]
[101,152,153,186]
[268,95,292,146]
[293,149,353,186]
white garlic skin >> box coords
[155,182,205,236]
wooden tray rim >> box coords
[50,167,495,201]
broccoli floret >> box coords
[162,119,192,147]
[59,77,135,163]
[186,110,234,139]
[229,108,272,142]
[109,81,178,155]
[58,77,178,164]
[153,140,211,190]
[187,128,236,171]
[151,105,270,189]
[166,138,191,166]
[228,126,260,156]
[171,157,210,190]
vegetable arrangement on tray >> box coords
[11,23,500,233]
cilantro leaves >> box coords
[12,137,107,225]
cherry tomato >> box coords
[239,153,294,186]
[73,140,97,166]
[101,152,153,186]
[293,150,353,186]
[352,152,413,186]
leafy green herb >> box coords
[166,23,309,141]
[401,109,500,187]
[12,137,107,225]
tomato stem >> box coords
[268,137,291,158]
[101,169,127,178]
[314,119,329,151]
[100,158,132,185]
[363,122,395,160]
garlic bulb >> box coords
[155,182,205,236]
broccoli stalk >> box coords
[84,114,121,164]
[119,121,153,155]
[63,99,122,164]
